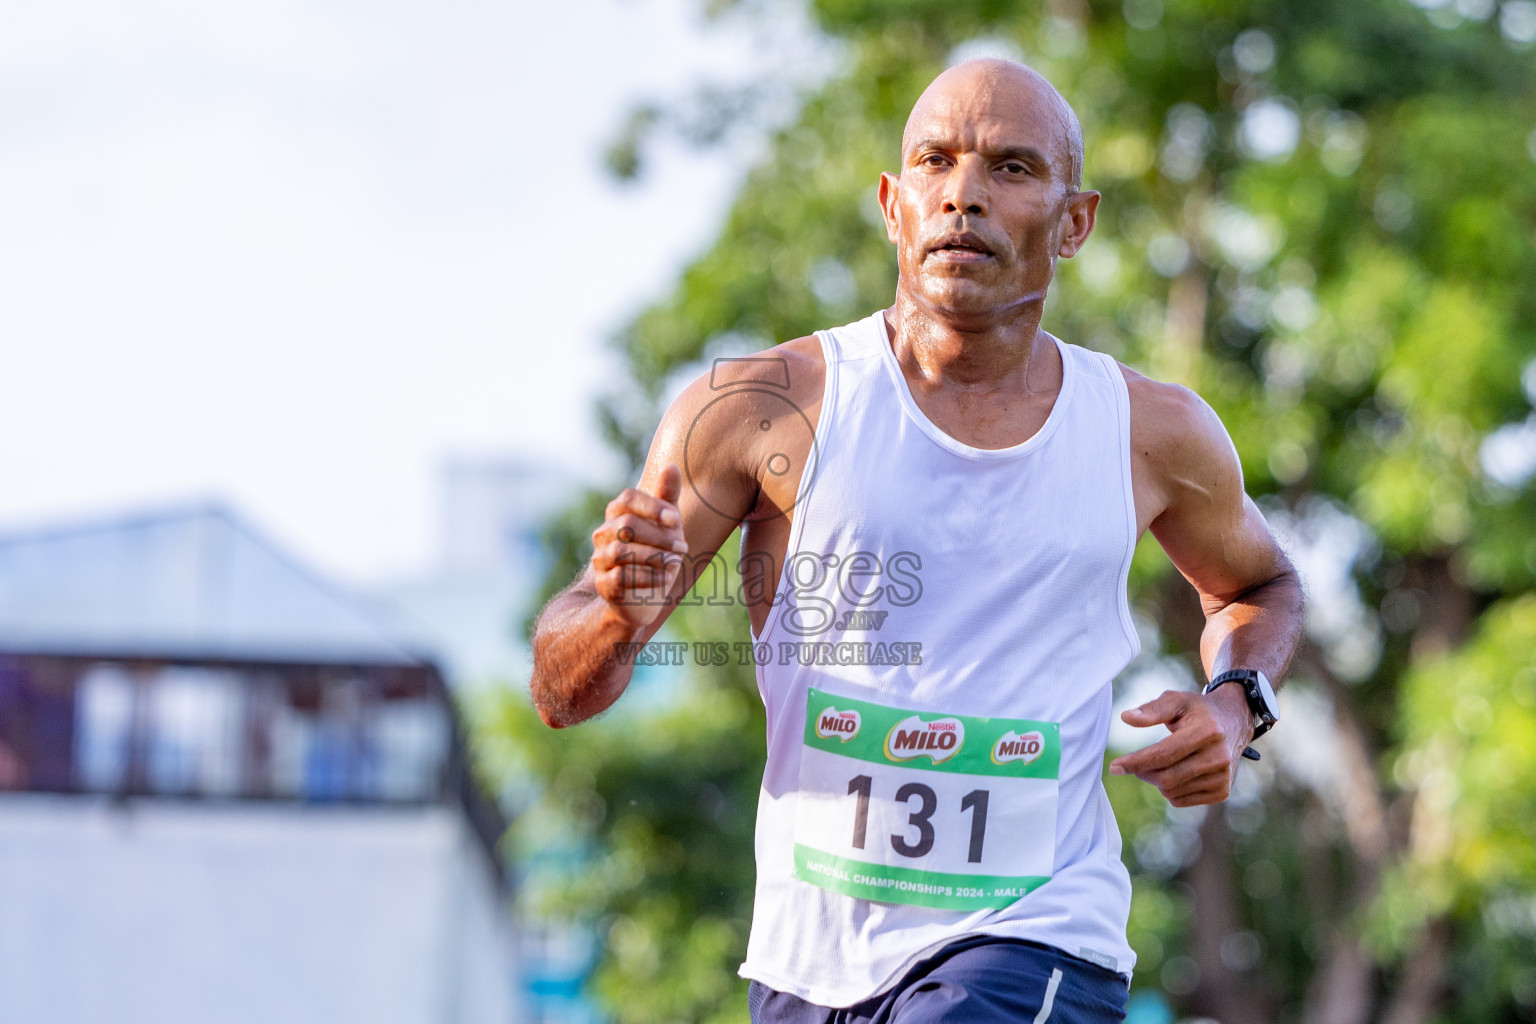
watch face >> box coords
[1253,671,1279,723]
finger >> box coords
[1165,782,1228,807]
[592,543,685,575]
[1163,771,1227,801]
[594,514,686,553]
[1141,751,1226,792]
[1109,727,1209,777]
[1118,690,1193,728]
[594,566,677,598]
[1111,730,1203,776]
[593,562,682,601]
[591,551,684,588]
[650,463,684,508]
[607,484,681,530]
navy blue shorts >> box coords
[747,937,1130,1024]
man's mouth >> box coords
[929,233,995,262]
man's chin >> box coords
[910,278,1017,320]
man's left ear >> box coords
[877,171,902,245]
[1057,190,1100,259]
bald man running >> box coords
[531,59,1303,1023]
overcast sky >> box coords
[0,0,819,582]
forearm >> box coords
[530,587,644,728]
[1198,564,1305,687]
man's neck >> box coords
[884,290,1053,395]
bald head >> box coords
[902,59,1084,192]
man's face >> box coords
[879,67,1098,324]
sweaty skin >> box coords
[530,59,1304,808]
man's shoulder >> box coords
[1116,362,1208,423]
[1113,361,1236,469]
[652,335,827,457]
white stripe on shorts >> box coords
[1032,967,1063,1024]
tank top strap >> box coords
[819,311,888,364]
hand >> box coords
[590,463,689,630]
[1107,688,1254,807]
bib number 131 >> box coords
[847,775,989,863]
[792,687,1060,911]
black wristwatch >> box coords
[1202,669,1280,762]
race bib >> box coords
[793,687,1061,911]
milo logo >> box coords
[991,729,1045,766]
[815,707,862,742]
[884,715,965,764]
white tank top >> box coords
[738,310,1141,1007]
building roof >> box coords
[0,503,431,667]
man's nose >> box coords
[941,155,988,217]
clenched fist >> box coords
[589,463,689,630]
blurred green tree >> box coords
[476,1,1536,1021]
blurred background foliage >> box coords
[473,0,1536,1021]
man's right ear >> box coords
[877,172,902,244]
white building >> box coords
[0,504,526,1024]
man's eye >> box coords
[922,154,947,166]
[1002,162,1027,174]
